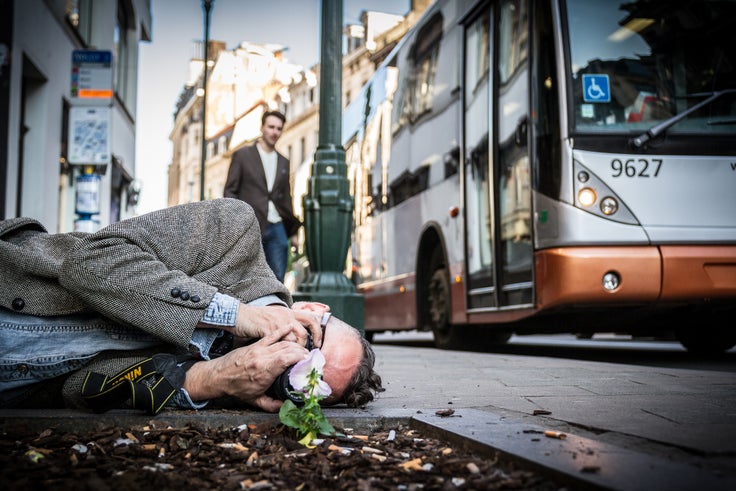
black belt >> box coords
[81,354,197,414]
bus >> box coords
[341,0,736,353]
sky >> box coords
[135,0,411,214]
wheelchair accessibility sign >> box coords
[582,74,610,103]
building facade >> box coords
[168,41,302,206]
[165,2,430,290]
[0,0,151,232]
[168,2,430,213]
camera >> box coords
[266,331,315,404]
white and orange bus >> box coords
[342,0,736,353]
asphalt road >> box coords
[373,331,736,372]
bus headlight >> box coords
[578,187,597,207]
[573,160,639,225]
[600,196,618,215]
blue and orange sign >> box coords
[71,50,113,100]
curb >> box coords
[411,409,736,491]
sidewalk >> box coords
[362,342,736,490]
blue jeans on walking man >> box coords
[262,221,289,282]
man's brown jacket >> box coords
[223,143,301,237]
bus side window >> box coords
[392,12,444,133]
[392,55,411,132]
[411,13,443,122]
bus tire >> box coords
[428,267,457,349]
[426,262,512,350]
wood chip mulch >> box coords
[0,421,567,490]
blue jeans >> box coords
[0,310,160,396]
[0,309,221,404]
[262,221,288,282]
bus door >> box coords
[463,0,533,313]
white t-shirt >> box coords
[257,144,282,224]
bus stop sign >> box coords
[71,50,113,103]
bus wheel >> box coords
[426,266,512,350]
[428,267,455,349]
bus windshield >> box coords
[565,0,736,134]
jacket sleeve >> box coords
[58,198,292,350]
[223,151,242,199]
[275,154,302,237]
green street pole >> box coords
[293,0,364,335]
[200,0,213,201]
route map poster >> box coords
[68,106,111,166]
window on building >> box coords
[110,155,133,223]
[114,0,134,112]
[65,0,93,45]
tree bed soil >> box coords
[0,419,569,490]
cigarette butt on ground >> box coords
[544,430,567,439]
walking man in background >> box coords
[224,110,300,282]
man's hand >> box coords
[183,325,308,412]
[291,301,330,315]
[233,304,323,348]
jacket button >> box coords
[17,364,29,374]
[170,288,181,298]
[191,295,201,303]
[180,291,190,301]
[11,298,25,311]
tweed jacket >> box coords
[0,198,292,408]
[223,143,301,237]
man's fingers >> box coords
[251,339,309,375]
[250,394,283,413]
[258,323,296,345]
[292,301,330,314]
[292,310,322,347]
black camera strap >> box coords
[80,354,197,415]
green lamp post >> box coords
[293,0,364,335]
[199,0,213,201]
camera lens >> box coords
[267,368,303,404]
[305,332,314,351]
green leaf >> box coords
[278,400,301,429]
[317,418,336,436]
